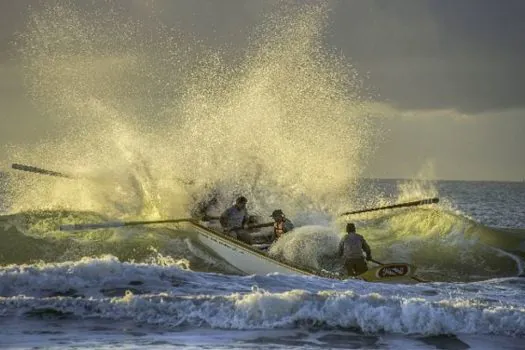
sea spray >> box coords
[10,1,381,220]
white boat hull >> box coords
[181,222,316,276]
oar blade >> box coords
[12,163,75,179]
[358,263,417,282]
[60,221,125,231]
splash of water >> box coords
[268,225,342,271]
[9,1,381,220]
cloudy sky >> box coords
[1,0,524,181]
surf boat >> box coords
[59,218,424,283]
[180,221,423,284]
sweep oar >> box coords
[60,218,196,231]
[12,162,194,186]
[339,197,439,216]
[198,214,272,229]
[12,163,77,179]
[247,222,274,229]
[59,217,274,232]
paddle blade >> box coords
[60,221,125,231]
[12,163,75,179]
[358,263,417,282]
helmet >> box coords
[270,209,284,218]
[346,222,356,233]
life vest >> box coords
[274,221,286,238]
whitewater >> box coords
[2,178,524,350]
[1,2,525,349]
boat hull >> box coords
[181,221,423,283]
[182,221,316,276]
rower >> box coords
[270,209,294,241]
[338,223,372,277]
[219,196,252,244]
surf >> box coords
[1,199,521,283]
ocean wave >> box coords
[1,256,524,338]
[1,207,524,282]
[1,287,524,337]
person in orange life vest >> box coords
[270,209,294,241]
[338,222,372,276]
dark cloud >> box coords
[1,1,524,114]
[1,1,524,181]
[326,0,525,113]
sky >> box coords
[0,0,524,181]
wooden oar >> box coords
[370,259,426,283]
[12,163,77,179]
[12,162,194,186]
[199,214,273,230]
[59,216,273,232]
[60,218,196,231]
[339,197,439,216]
[247,222,274,229]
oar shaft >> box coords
[199,216,269,229]
[247,222,274,229]
[122,218,194,226]
[60,218,194,231]
[370,258,384,265]
[60,217,271,232]
[340,197,439,216]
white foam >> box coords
[1,288,524,337]
[0,256,191,298]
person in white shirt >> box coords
[219,196,251,244]
[338,223,372,276]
